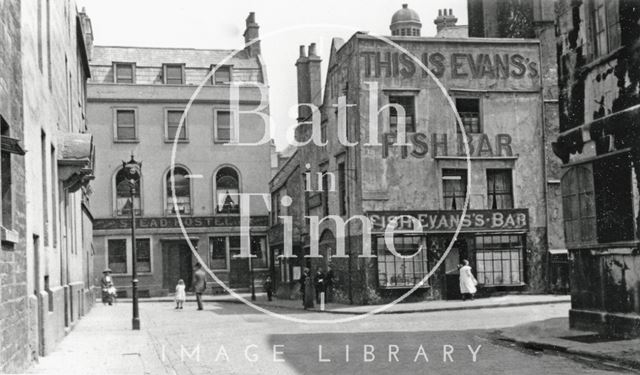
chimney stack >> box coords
[243,12,261,57]
[295,43,322,122]
[296,45,310,121]
[434,8,458,32]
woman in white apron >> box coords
[459,259,478,300]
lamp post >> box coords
[122,155,141,330]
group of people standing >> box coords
[299,266,335,309]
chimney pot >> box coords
[299,45,307,58]
[438,9,442,16]
[308,43,317,57]
[449,9,453,15]
[402,4,408,8]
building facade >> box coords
[1,1,95,372]
[87,13,272,297]
[270,6,554,304]
[553,0,640,337]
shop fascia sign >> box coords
[367,209,529,233]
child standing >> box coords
[175,279,186,309]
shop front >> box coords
[367,209,529,300]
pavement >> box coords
[498,317,640,371]
[125,292,572,315]
[24,297,635,375]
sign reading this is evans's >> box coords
[367,209,529,233]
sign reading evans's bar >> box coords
[93,216,269,230]
[367,209,529,233]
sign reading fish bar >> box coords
[367,209,529,233]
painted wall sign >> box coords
[360,51,539,80]
[382,132,514,159]
[367,209,529,232]
[93,215,269,230]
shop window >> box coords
[213,65,231,84]
[115,109,136,141]
[209,237,227,270]
[114,62,134,83]
[561,165,597,245]
[251,236,268,269]
[442,169,467,210]
[107,239,127,274]
[475,235,524,286]
[388,96,415,133]
[376,235,428,288]
[136,239,151,273]
[487,169,513,209]
[215,167,240,214]
[166,166,191,215]
[455,98,481,134]
[165,110,187,141]
[164,64,184,84]
[214,110,234,143]
[115,167,141,216]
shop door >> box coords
[228,237,250,288]
[162,240,194,291]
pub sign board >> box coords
[93,216,270,230]
[367,209,529,233]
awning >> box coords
[58,133,95,192]
[1,135,25,155]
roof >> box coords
[91,46,261,69]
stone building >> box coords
[467,0,567,292]
[87,13,271,297]
[270,5,554,304]
[0,1,95,372]
[552,0,640,337]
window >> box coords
[115,109,136,141]
[455,98,481,134]
[1,118,24,233]
[209,237,227,270]
[250,236,268,269]
[487,169,513,209]
[136,239,151,273]
[215,110,234,143]
[376,235,429,288]
[115,168,141,216]
[166,167,191,215]
[591,0,620,58]
[166,110,187,141]
[562,165,596,245]
[442,169,467,210]
[338,161,346,216]
[114,63,134,83]
[107,239,127,274]
[388,95,415,133]
[215,167,239,214]
[271,188,287,224]
[213,65,231,84]
[164,64,184,85]
[475,234,524,286]
[320,163,330,216]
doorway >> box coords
[162,240,195,292]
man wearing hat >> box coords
[101,268,114,305]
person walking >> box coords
[264,275,273,301]
[304,269,315,309]
[101,269,114,306]
[192,263,207,310]
[175,279,186,309]
[314,268,325,305]
[299,267,309,308]
[459,259,478,301]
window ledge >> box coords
[0,227,19,244]
[114,139,140,144]
[164,139,189,144]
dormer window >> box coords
[114,62,135,84]
[212,65,231,85]
[164,64,184,85]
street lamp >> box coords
[249,239,256,301]
[122,155,141,330]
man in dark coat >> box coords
[192,263,207,310]
[314,269,325,304]
[325,266,335,303]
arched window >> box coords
[215,167,240,214]
[166,166,191,214]
[115,168,141,216]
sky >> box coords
[76,0,468,150]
